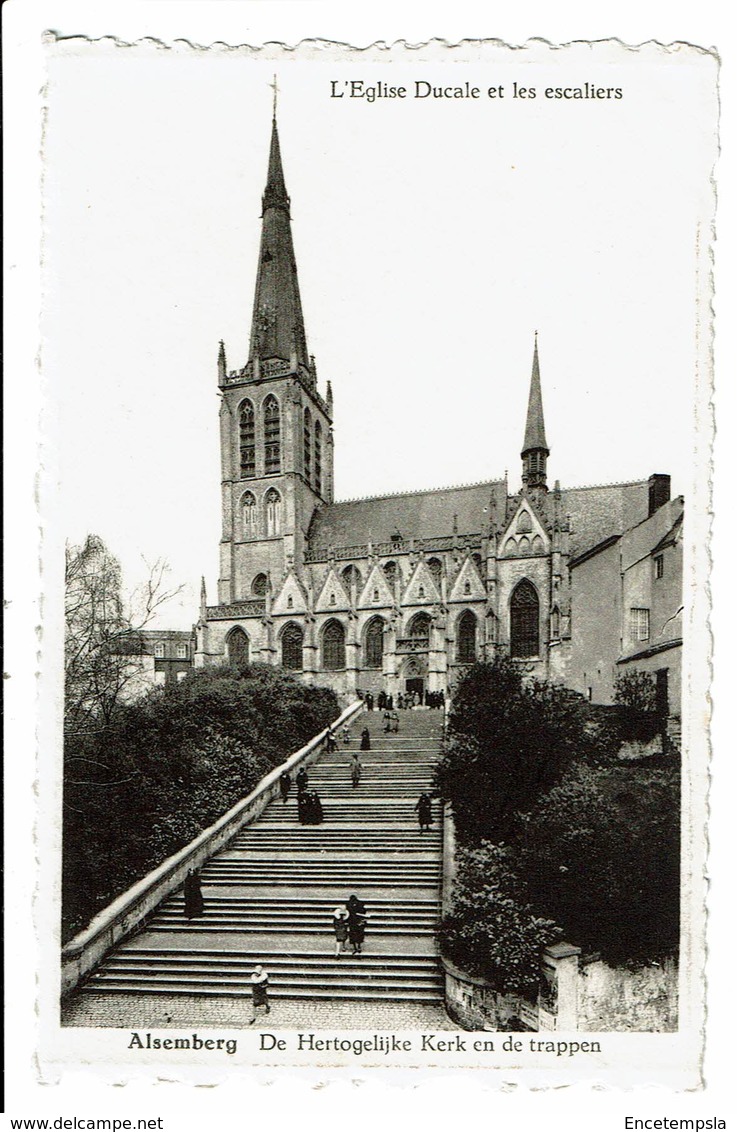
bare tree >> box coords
[64,534,184,738]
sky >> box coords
[42,38,716,627]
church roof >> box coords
[522,334,549,454]
[307,479,508,556]
[248,117,310,370]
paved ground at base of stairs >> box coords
[62,993,456,1031]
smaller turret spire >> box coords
[200,576,207,619]
[521,332,550,491]
[218,339,227,385]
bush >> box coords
[614,671,661,743]
[438,843,561,994]
[62,664,339,941]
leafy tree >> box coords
[438,843,561,994]
[435,658,589,841]
[518,761,680,964]
[62,664,339,941]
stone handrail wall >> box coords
[61,699,364,996]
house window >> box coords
[154,643,165,658]
[463,580,471,595]
[252,573,268,597]
[510,580,540,658]
[263,395,281,474]
[242,492,257,539]
[287,595,293,609]
[630,607,650,642]
[365,617,384,668]
[239,400,256,479]
[265,488,282,536]
[314,420,322,495]
[303,408,312,484]
[373,589,379,602]
[418,585,425,599]
[457,610,477,663]
[227,627,249,669]
[281,622,304,670]
[322,620,346,670]
[177,644,188,659]
[654,554,664,580]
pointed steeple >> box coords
[248,116,310,372]
[199,576,207,619]
[217,339,227,385]
[521,332,550,491]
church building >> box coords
[194,115,681,709]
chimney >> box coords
[648,474,671,517]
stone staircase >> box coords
[80,709,446,1004]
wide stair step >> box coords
[77,709,447,1005]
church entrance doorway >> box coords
[406,677,425,700]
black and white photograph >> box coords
[10,24,721,1097]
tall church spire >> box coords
[248,116,310,372]
[521,332,550,490]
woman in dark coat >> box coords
[415,793,433,833]
[183,870,204,918]
[279,770,292,804]
[296,766,308,794]
[360,727,371,751]
[346,895,368,955]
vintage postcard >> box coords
[34,34,716,1088]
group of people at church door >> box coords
[332,896,368,958]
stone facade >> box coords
[195,117,682,710]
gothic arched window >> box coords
[226,627,250,669]
[550,606,560,640]
[510,580,540,658]
[472,553,484,577]
[314,420,323,495]
[427,558,442,589]
[265,488,282,536]
[263,395,281,474]
[303,408,312,484]
[241,492,257,539]
[364,617,384,669]
[322,619,346,670]
[457,610,477,663]
[383,561,397,586]
[281,622,304,670]
[516,511,533,534]
[408,611,432,640]
[251,573,268,597]
[239,400,255,479]
[341,564,362,591]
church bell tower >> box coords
[216,113,334,605]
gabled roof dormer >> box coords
[500,498,550,559]
[315,564,351,613]
[358,561,397,610]
[271,568,309,616]
[401,559,442,607]
[448,553,486,603]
